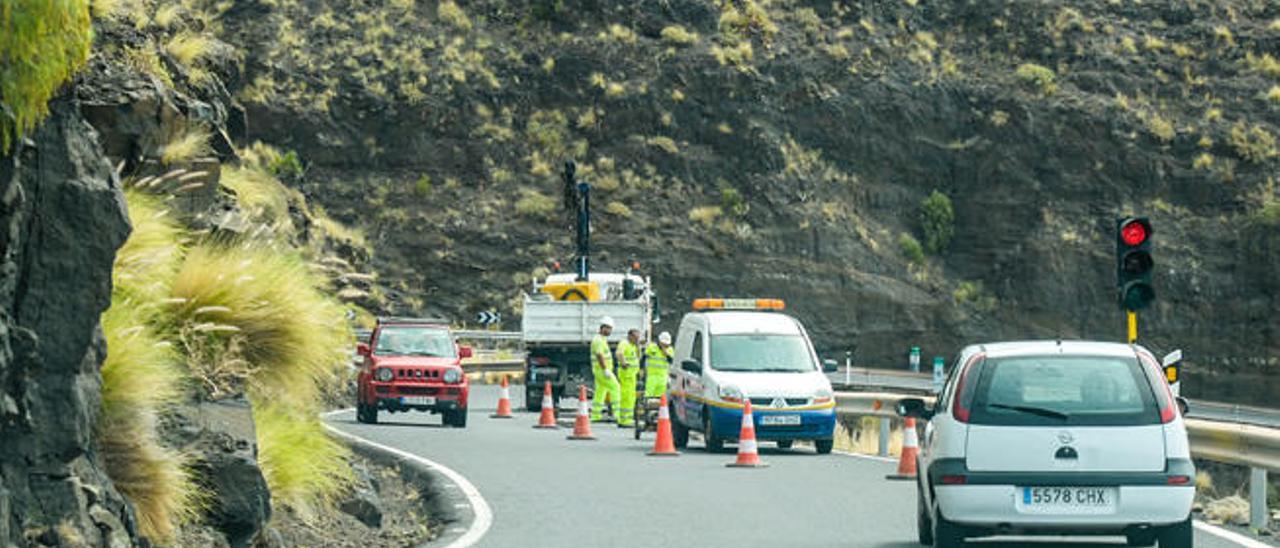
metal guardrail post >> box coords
[1251,467,1269,531]
[878,418,890,457]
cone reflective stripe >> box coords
[886,417,919,480]
[567,385,596,440]
[533,380,558,429]
[647,394,679,456]
[727,400,767,468]
[490,375,514,418]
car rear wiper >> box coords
[987,403,1070,420]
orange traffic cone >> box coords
[533,380,558,429]
[647,394,679,456]
[886,417,920,480]
[490,375,514,419]
[727,400,768,468]
[567,385,596,440]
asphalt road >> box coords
[327,385,1256,548]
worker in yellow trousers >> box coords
[590,317,620,422]
[614,328,642,427]
[644,331,674,398]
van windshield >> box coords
[374,326,456,358]
[968,355,1160,426]
[709,334,815,373]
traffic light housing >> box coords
[1115,217,1155,311]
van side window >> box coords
[691,332,703,363]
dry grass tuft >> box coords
[160,125,212,165]
[253,401,353,514]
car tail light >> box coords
[940,475,967,485]
[531,357,550,366]
[952,353,985,423]
[1138,352,1177,423]
[1166,475,1191,485]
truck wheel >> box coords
[672,404,689,449]
[815,439,834,454]
[525,388,541,412]
[703,413,725,453]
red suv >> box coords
[356,318,472,427]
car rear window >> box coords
[967,355,1161,426]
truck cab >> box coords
[355,318,472,427]
[668,299,837,453]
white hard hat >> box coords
[658,332,672,344]
[600,316,615,328]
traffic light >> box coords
[1115,217,1155,311]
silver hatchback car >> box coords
[898,341,1193,547]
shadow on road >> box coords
[869,540,1129,547]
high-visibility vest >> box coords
[617,340,641,369]
[645,343,672,369]
[591,334,613,372]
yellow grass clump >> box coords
[168,243,350,406]
[252,402,353,514]
[160,125,211,165]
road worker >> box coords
[590,317,620,422]
[614,328,642,427]
[643,331,674,398]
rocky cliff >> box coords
[211,0,1279,403]
[0,98,137,546]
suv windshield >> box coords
[709,334,815,373]
[374,326,456,358]
[968,355,1160,426]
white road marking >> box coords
[833,449,899,463]
[321,409,493,548]
[1194,520,1275,548]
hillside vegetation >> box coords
[191,0,1280,403]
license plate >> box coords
[1019,487,1116,514]
[760,414,801,426]
[403,396,436,406]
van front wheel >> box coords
[703,413,725,453]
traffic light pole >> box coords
[1127,311,1138,344]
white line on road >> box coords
[321,410,494,548]
[1194,520,1275,548]
[833,449,899,463]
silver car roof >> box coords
[964,340,1144,360]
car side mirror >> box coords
[681,359,702,375]
[822,359,838,373]
[896,397,933,420]
[1176,396,1189,416]
[458,346,473,359]
[357,343,371,357]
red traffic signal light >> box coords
[1120,219,1149,246]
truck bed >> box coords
[521,299,649,344]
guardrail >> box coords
[460,359,523,373]
[454,330,522,341]
[834,389,1279,530]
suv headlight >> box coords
[443,368,462,384]
[813,387,833,403]
[718,385,744,403]
[375,367,394,382]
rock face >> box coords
[218,0,1280,404]
[0,98,138,545]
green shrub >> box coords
[413,175,432,196]
[919,190,954,254]
[253,401,352,514]
[437,0,471,30]
[660,25,699,46]
[1015,63,1057,95]
[1229,121,1278,163]
[689,206,722,227]
[898,233,925,263]
[515,190,556,218]
[953,280,997,313]
[721,187,749,217]
[0,0,93,152]
[605,201,632,218]
[269,150,304,180]
[1252,200,1280,227]
[168,243,350,406]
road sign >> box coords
[909,347,920,373]
[476,311,502,325]
[932,357,945,392]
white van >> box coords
[668,299,837,453]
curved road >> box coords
[327,385,1261,548]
